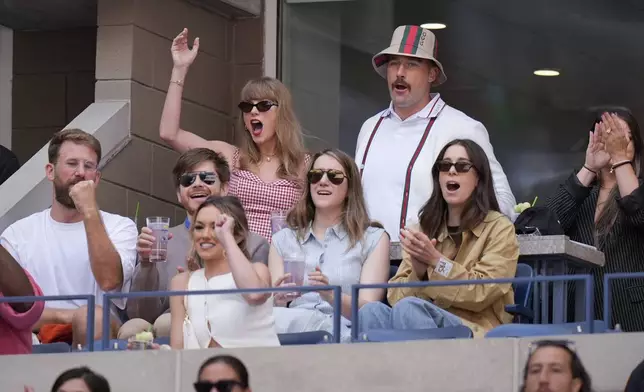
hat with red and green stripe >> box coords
[372,25,446,86]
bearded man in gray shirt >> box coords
[119,148,269,339]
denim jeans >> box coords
[358,297,463,332]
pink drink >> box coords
[270,210,288,235]
[283,259,306,286]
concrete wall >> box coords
[93,0,264,228]
[1,333,643,392]
[11,28,96,164]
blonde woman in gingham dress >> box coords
[160,29,309,241]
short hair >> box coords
[197,355,249,388]
[521,340,592,392]
[51,367,110,392]
[48,129,102,165]
[172,148,230,188]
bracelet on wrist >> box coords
[610,160,631,173]
[170,79,184,87]
[583,165,597,174]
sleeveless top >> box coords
[227,148,310,242]
[183,269,280,348]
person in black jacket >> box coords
[547,107,644,331]
[0,144,19,185]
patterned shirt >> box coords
[227,148,308,241]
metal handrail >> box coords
[350,274,594,341]
[102,285,342,349]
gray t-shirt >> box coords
[126,222,269,323]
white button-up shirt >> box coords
[355,94,516,241]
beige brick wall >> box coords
[94,0,264,227]
[11,28,96,165]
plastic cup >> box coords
[146,216,170,262]
[270,210,288,235]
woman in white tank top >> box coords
[169,196,280,349]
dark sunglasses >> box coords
[436,160,474,173]
[179,171,218,187]
[237,100,278,113]
[307,169,346,185]
[194,380,244,392]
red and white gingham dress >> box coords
[228,148,309,242]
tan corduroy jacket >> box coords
[388,211,519,337]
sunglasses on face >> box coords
[179,171,218,187]
[237,100,278,113]
[194,380,244,392]
[307,169,346,185]
[436,160,474,173]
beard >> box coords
[53,177,79,209]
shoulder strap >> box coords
[359,116,385,176]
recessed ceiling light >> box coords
[533,69,560,77]
[421,23,447,30]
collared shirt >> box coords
[271,224,386,314]
[387,210,519,337]
[355,94,516,240]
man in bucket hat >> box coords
[355,25,516,241]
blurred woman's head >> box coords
[51,367,110,392]
[237,77,307,181]
[191,196,250,266]
[195,355,250,392]
[288,149,382,248]
[419,139,499,238]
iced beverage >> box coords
[146,216,170,262]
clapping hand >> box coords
[400,227,443,269]
[584,122,611,172]
[600,112,634,163]
[171,28,199,69]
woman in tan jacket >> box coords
[358,139,519,337]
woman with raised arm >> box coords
[160,29,309,241]
[269,149,390,342]
[169,196,280,349]
[547,108,644,332]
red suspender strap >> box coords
[359,116,385,176]
[399,117,437,230]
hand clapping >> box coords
[600,112,634,163]
[400,227,443,268]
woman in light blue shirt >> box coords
[269,149,390,341]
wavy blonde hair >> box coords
[237,77,307,181]
[287,149,384,249]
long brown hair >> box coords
[237,77,307,181]
[419,139,500,239]
[190,196,250,267]
[287,149,384,249]
[594,108,644,246]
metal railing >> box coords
[603,272,644,329]
[0,294,95,350]
[101,285,343,349]
[350,274,595,341]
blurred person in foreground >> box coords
[520,340,591,392]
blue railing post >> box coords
[332,286,342,343]
[351,285,359,342]
[603,272,644,331]
[86,295,95,351]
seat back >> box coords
[513,263,533,307]
[278,331,332,345]
[32,342,71,354]
[360,325,473,342]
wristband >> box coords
[170,79,184,87]
[583,165,597,174]
[610,160,631,173]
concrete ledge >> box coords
[0,332,642,391]
[0,101,131,233]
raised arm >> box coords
[160,29,235,162]
[218,215,271,305]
